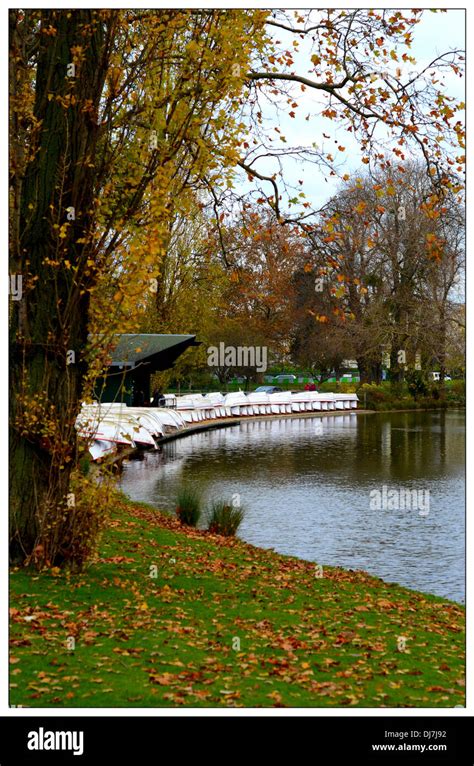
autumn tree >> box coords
[221,210,307,350]
[203,10,464,381]
[139,204,233,391]
[9,8,266,565]
[300,164,464,382]
[289,265,354,382]
[210,9,465,225]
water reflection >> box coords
[119,411,465,603]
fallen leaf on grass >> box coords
[149,672,177,686]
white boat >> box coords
[78,404,164,450]
[336,393,359,409]
[161,408,187,427]
[90,417,140,444]
[246,391,270,415]
[207,392,227,417]
[268,391,292,414]
[121,411,165,439]
[89,440,116,460]
[175,397,199,422]
[308,393,322,411]
[185,394,216,420]
[223,391,248,416]
[291,391,308,412]
[77,416,137,447]
[128,407,183,432]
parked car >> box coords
[254,385,283,393]
[339,374,360,383]
[274,374,297,383]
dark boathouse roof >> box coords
[109,333,199,371]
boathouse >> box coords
[95,333,199,405]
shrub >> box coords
[449,379,465,395]
[445,380,465,406]
[79,455,91,476]
[207,500,244,537]
[405,370,428,400]
[338,382,358,393]
[55,468,115,571]
[175,486,202,527]
[357,383,388,408]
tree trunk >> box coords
[372,360,382,384]
[9,10,108,565]
[438,309,447,385]
[357,358,371,385]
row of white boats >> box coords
[172,390,359,419]
[77,390,359,460]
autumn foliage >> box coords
[9,9,464,566]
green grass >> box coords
[10,496,465,708]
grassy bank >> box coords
[10,497,465,708]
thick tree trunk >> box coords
[357,358,371,385]
[9,11,108,564]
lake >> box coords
[119,410,465,603]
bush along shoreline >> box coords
[10,494,465,708]
[314,380,465,412]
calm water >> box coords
[119,411,465,603]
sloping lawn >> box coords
[10,497,465,708]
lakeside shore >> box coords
[117,404,464,451]
[10,495,465,708]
